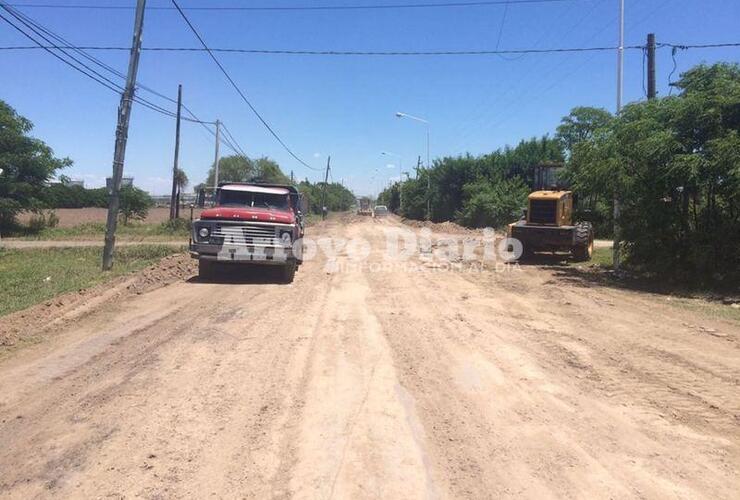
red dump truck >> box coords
[190,183,305,282]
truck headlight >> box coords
[280,232,292,245]
[198,227,210,239]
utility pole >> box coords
[102,0,146,271]
[320,156,331,220]
[647,33,657,99]
[169,84,182,220]
[212,119,221,193]
[612,0,625,271]
[290,170,294,183]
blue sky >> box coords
[1,0,739,196]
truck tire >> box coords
[280,261,296,284]
[572,222,594,261]
[198,259,216,280]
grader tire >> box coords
[572,222,594,262]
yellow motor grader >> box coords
[507,165,594,261]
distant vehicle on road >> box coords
[357,197,373,216]
[190,182,305,282]
[373,205,389,217]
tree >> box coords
[556,106,613,157]
[567,62,740,281]
[298,180,355,214]
[118,186,153,224]
[174,168,188,193]
[252,157,290,184]
[204,155,253,186]
[202,155,291,186]
[0,100,71,230]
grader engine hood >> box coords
[527,190,573,226]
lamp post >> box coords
[396,112,431,219]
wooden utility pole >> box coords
[290,170,294,183]
[102,0,146,271]
[647,33,657,99]
[213,119,221,191]
[169,84,183,220]
[320,156,331,220]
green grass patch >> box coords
[0,245,180,317]
[664,297,740,323]
[20,219,191,241]
[589,247,613,267]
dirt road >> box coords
[1,216,738,499]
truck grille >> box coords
[529,200,557,224]
[212,223,279,246]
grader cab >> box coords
[507,165,594,261]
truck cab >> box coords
[189,183,304,282]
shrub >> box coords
[27,210,59,233]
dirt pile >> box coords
[0,253,196,352]
[400,218,479,235]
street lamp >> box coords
[396,111,431,219]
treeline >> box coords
[379,138,562,228]
[199,153,355,215]
[44,182,108,208]
[379,63,739,281]
[298,180,355,214]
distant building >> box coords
[106,177,134,189]
[47,179,85,188]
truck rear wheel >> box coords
[280,261,296,284]
[572,222,594,261]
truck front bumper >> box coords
[190,242,294,265]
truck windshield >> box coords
[218,190,289,210]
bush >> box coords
[27,210,59,232]
[160,218,191,233]
[458,178,529,228]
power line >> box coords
[0,43,651,56]
[5,42,738,56]
[0,4,187,119]
[220,122,249,159]
[170,0,321,172]
[7,1,583,12]
[0,3,220,126]
[658,42,740,50]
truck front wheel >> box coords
[280,261,296,284]
[198,258,216,280]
